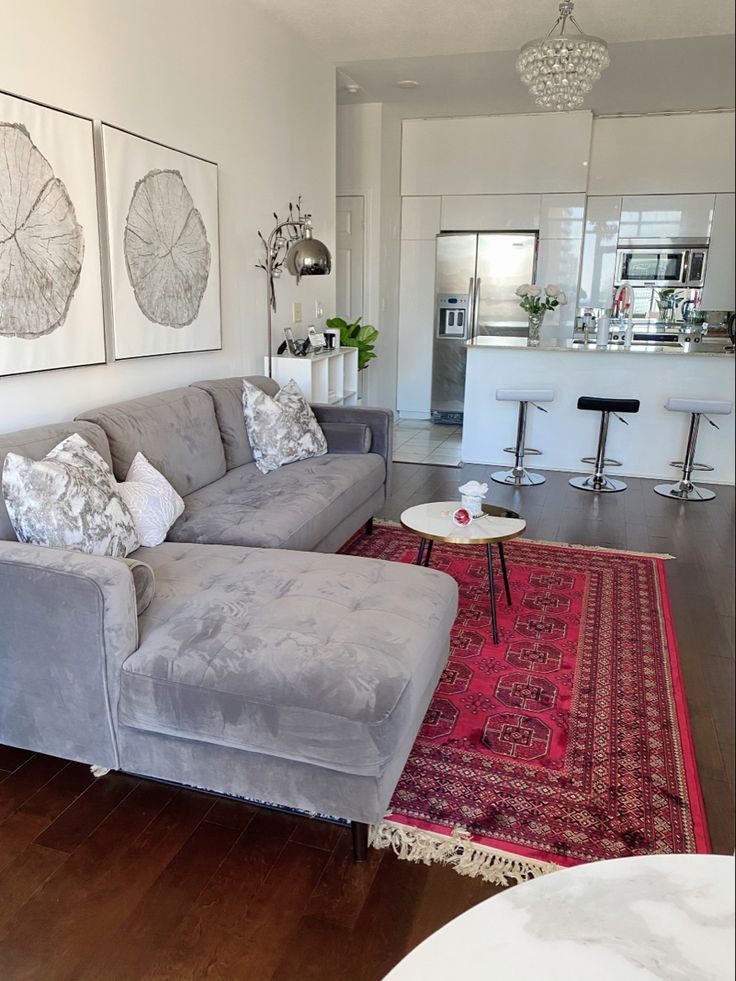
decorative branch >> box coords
[256,196,307,313]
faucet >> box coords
[613,285,634,324]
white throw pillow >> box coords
[242,378,328,474]
[117,452,185,547]
[1,433,139,558]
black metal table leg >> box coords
[498,541,512,605]
[415,538,426,565]
[423,539,434,567]
[486,543,499,645]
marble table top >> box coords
[385,855,735,981]
[400,501,526,546]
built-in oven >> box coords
[615,244,708,289]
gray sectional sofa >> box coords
[0,377,458,858]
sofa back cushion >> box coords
[77,387,226,496]
[191,376,279,469]
[0,421,112,541]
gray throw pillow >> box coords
[1,433,140,558]
[242,378,328,474]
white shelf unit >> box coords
[266,347,359,405]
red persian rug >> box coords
[341,523,710,884]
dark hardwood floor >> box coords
[0,461,733,979]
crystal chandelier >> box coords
[517,1,609,111]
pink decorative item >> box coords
[452,507,472,527]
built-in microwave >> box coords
[614,245,708,289]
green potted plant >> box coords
[325,316,379,370]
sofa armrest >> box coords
[320,421,372,454]
[312,404,394,494]
[0,542,140,769]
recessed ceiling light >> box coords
[397,79,420,89]
[344,84,361,94]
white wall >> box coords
[0,0,336,432]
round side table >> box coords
[400,501,526,644]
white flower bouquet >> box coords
[515,283,568,316]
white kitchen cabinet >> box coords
[396,239,436,416]
[535,237,583,335]
[266,348,359,405]
[578,196,622,309]
[619,194,715,241]
[700,193,735,311]
[540,194,586,239]
[440,195,541,232]
[401,196,441,240]
[401,112,593,196]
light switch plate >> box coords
[292,302,302,323]
[315,300,324,320]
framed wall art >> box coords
[0,91,106,377]
[100,124,221,360]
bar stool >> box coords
[569,396,640,493]
[654,398,733,502]
[491,389,554,487]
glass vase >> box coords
[527,310,545,347]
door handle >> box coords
[472,278,482,339]
[466,277,474,340]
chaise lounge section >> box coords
[0,381,457,858]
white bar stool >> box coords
[654,398,733,502]
[491,389,554,487]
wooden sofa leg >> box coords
[365,517,374,535]
[352,821,369,861]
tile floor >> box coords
[393,419,463,467]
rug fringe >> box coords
[374,520,675,560]
[370,820,559,886]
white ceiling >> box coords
[335,36,736,116]
[250,0,735,61]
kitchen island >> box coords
[462,337,735,483]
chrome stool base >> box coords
[569,474,627,493]
[653,481,716,502]
[492,469,546,487]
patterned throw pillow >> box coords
[1,433,139,558]
[242,378,328,474]
[117,452,185,547]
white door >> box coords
[336,195,364,322]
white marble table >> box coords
[385,855,735,981]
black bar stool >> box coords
[654,397,733,502]
[569,396,640,493]
[491,388,554,487]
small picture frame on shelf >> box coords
[282,326,297,356]
[307,324,326,353]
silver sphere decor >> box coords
[517,1,609,111]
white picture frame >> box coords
[0,91,106,377]
[100,124,221,360]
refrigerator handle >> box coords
[472,278,482,340]
[466,277,475,338]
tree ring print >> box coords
[124,168,211,327]
[0,122,84,339]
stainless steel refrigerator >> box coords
[431,232,538,423]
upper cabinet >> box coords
[588,112,735,195]
[540,194,586,239]
[700,193,735,311]
[441,195,541,232]
[619,194,715,241]
[578,196,622,309]
[401,197,441,240]
[402,112,593,197]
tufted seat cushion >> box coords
[118,542,457,777]
[167,453,385,551]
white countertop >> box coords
[467,336,734,358]
[386,854,735,981]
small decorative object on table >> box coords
[515,283,567,346]
[458,479,488,517]
[452,507,473,527]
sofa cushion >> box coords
[77,387,226,496]
[242,378,327,474]
[119,542,458,776]
[167,452,385,551]
[191,376,278,470]
[0,421,112,542]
